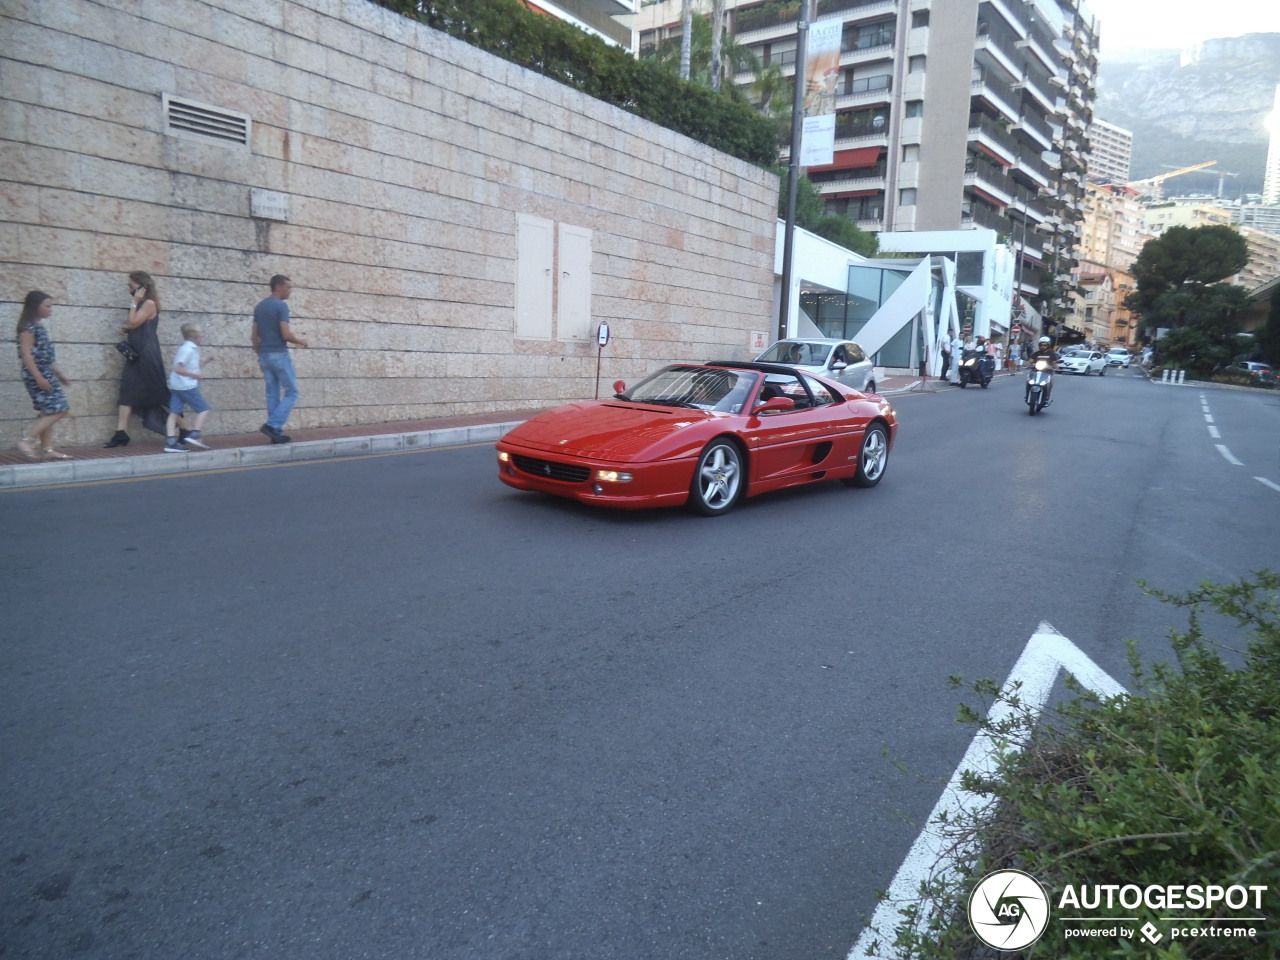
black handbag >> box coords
[115,339,139,362]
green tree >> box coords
[644,11,763,100]
[1257,285,1280,366]
[1125,224,1250,373]
[773,169,878,258]
[1126,224,1248,321]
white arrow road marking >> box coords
[846,623,1126,960]
[1257,477,1280,493]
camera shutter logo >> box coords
[968,870,1051,950]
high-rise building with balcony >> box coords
[1080,181,1147,271]
[635,0,1099,313]
[1264,84,1280,204]
[1086,118,1132,183]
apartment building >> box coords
[1086,117,1132,183]
[635,0,1099,315]
[1080,181,1146,271]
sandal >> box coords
[18,436,40,461]
[43,448,73,461]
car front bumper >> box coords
[496,444,694,509]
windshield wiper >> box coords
[636,397,699,408]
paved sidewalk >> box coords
[0,372,974,490]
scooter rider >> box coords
[1027,335,1060,404]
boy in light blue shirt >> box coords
[164,325,211,452]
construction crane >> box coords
[1126,161,1216,200]
[1215,170,1240,199]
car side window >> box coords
[846,342,865,363]
[760,372,811,410]
[801,373,840,405]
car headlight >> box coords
[595,469,633,483]
[497,450,510,462]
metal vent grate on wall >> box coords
[163,94,251,147]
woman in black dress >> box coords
[105,270,170,447]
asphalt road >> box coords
[2,369,1278,960]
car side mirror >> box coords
[831,360,847,370]
[612,380,626,396]
[754,396,796,414]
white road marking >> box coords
[1208,426,1221,439]
[1204,414,1214,423]
[1257,477,1280,493]
[1215,444,1244,466]
[847,624,1125,960]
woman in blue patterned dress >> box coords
[16,290,72,460]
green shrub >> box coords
[374,0,780,167]
[884,572,1280,959]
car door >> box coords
[745,372,844,484]
[838,342,873,391]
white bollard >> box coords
[1162,369,1171,383]
[1177,369,1185,384]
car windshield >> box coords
[1063,350,1091,358]
[757,341,832,366]
[619,366,758,413]
[1107,349,1127,356]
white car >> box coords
[1059,348,1107,376]
[754,338,878,393]
[1105,348,1131,367]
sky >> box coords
[1083,0,1280,52]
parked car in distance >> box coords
[1059,348,1108,376]
[754,338,877,394]
[496,361,898,516]
[1226,361,1275,382]
[1104,347,1131,367]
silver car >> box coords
[754,338,878,393]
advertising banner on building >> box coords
[799,17,842,167]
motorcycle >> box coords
[1025,359,1053,415]
[958,348,994,388]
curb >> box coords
[0,421,525,491]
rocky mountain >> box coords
[1094,33,1280,198]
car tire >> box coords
[1099,366,1105,376]
[689,439,744,516]
[864,380,876,394]
[842,423,889,488]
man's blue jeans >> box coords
[259,351,299,431]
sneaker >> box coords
[104,430,130,448]
[270,431,292,444]
[183,430,210,450]
[163,438,186,453]
[260,423,280,439]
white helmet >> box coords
[1038,336,1051,345]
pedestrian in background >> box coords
[105,270,170,447]
[163,324,212,453]
[251,274,307,444]
[16,290,72,461]
[938,331,952,382]
[950,330,963,385]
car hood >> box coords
[505,401,711,461]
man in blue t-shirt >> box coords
[251,274,308,443]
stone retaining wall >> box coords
[1,0,777,445]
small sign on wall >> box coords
[251,188,290,221]
[750,331,768,351]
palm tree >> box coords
[646,11,763,99]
